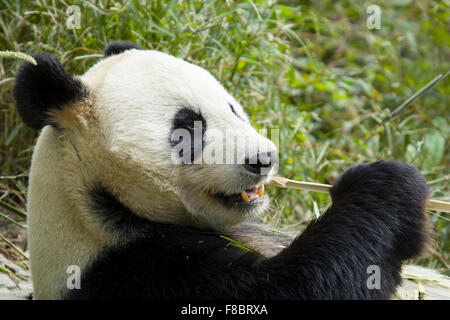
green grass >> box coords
[0,0,448,273]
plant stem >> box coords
[383,71,450,122]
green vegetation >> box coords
[0,0,448,273]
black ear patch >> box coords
[13,53,87,130]
[104,41,141,57]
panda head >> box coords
[14,42,277,231]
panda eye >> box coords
[170,108,207,162]
[172,108,205,133]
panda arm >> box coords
[179,161,429,299]
[222,161,430,299]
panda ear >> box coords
[104,41,141,57]
[13,53,87,130]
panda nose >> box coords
[244,151,277,175]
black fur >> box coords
[13,53,87,130]
[104,41,141,57]
[65,161,429,300]
[228,103,248,123]
[244,151,276,175]
[170,108,207,163]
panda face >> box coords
[83,49,278,230]
[17,47,277,231]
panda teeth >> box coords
[257,184,265,197]
[240,185,264,202]
[240,191,250,202]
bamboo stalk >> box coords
[269,176,450,213]
[383,70,449,121]
[0,233,29,261]
[426,199,450,213]
[0,210,26,229]
[0,200,27,218]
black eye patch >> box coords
[170,108,207,163]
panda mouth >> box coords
[216,185,265,204]
[240,185,265,202]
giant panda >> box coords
[13,41,430,300]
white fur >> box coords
[28,49,277,298]
[27,126,107,299]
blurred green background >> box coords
[0,0,448,273]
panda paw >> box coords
[330,160,431,260]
